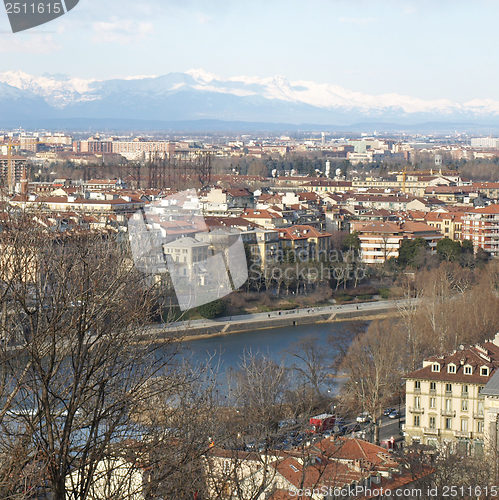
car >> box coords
[389,410,400,419]
[356,412,371,423]
[383,408,395,416]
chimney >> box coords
[20,166,28,196]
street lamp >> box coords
[398,388,401,431]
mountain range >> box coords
[2,69,499,132]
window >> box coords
[430,397,436,409]
[430,382,436,392]
[414,415,420,427]
[478,421,484,433]
[414,380,421,390]
[462,385,468,395]
[460,419,468,432]
[432,363,440,372]
[445,383,452,393]
[461,399,468,411]
[429,416,436,429]
[414,396,421,409]
[448,364,456,374]
[478,402,484,416]
[480,367,489,376]
[445,399,452,411]
[464,365,472,375]
[445,418,452,430]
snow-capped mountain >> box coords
[2,69,499,129]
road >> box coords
[379,409,406,443]
[149,298,418,333]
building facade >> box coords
[404,333,499,455]
[462,204,499,257]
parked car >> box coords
[383,408,395,416]
[389,410,400,419]
[356,412,371,423]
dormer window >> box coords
[464,365,472,375]
[448,364,456,374]
[432,363,440,372]
[480,367,489,377]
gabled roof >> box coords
[314,437,398,471]
[273,456,366,490]
[405,341,499,384]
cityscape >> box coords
[1,1,499,499]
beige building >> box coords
[352,221,443,264]
[404,333,499,455]
[424,211,464,241]
[241,228,280,269]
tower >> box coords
[7,143,16,194]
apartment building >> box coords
[241,209,285,229]
[240,228,280,269]
[0,155,27,184]
[278,225,332,261]
[404,333,499,455]
[424,211,464,241]
[462,204,499,257]
[352,221,443,264]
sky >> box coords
[0,0,498,102]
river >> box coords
[156,320,368,393]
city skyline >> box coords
[1,0,499,103]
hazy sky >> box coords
[1,0,498,101]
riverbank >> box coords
[142,299,415,343]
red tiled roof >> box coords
[278,225,331,240]
[405,341,499,384]
[314,438,398,470]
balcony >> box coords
[441,410,456,417]
[424,427,440,436]
[409,407,424,414]
[454,431,472,439]
[473,413,484,419]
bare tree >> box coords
[337,320,405,444]
[0,212,175,499]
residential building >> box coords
[462,204,499,257]
[163,237,209,285]
[0,155,26,185]
[204,438,432,500]
[470,137,499,149]
[424,211,464,241]
[241,228,280,269]
[404,333,499,455]
[352,221,443,264]
[278,225,332,261]
[241,209,285,229]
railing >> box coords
[424,428,440,436]
[454,431,472,439]
[441,410,456,417]
[409,407,424,414]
